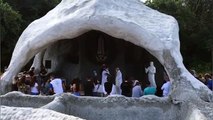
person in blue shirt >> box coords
[143,82,156,95]
[205,74,212,91]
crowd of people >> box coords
[11,66,55,95]
[190,70,213,91]
[9,64,174,98]
[66,64,172,97]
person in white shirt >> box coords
[49,74,64,95]
[161,79,171,97]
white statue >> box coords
[145,61,157,88]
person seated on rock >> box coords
[121,77,132,97]
[161,78,171,97]
[143,81,156,95]
[205,73,212,91]
[30,76,39,95]
[84,76,94,96]
[132,80,143,97]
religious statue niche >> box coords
[96,35,107,63]
[85,31,116,65]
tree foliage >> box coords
[5,0,61,27]
[0,0,61,71]
[146,0,213,72]
[0,0,23,70]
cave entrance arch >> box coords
[42,30,164,93]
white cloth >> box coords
[161,81,171,97]
[132,85,143,97]
[31,83,39,93]
[110,84,117,95]
[115,70,122,94]
[93,84,104,93]
[50,78,63,95]
[145,63,156,88]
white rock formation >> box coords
[0,106,83,120]
[0,0,212,101]
[1,92,212,120]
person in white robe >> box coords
[114,68,123,95]
[101,67,110,95]
[145,61,157,88]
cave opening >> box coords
[39,30,165,95]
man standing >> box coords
[101,65,110,85]
[101,64,110,94]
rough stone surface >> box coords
[43,94,180,120]
[180,103,208,120]
[0,106,83,120]
[0,91,55,108]
[1,92,213,120]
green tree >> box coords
[5,0,61,28]
[0,0,23,71]
[145,0,213,72]
[0,0,61,71]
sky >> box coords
[140,0,147,3]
